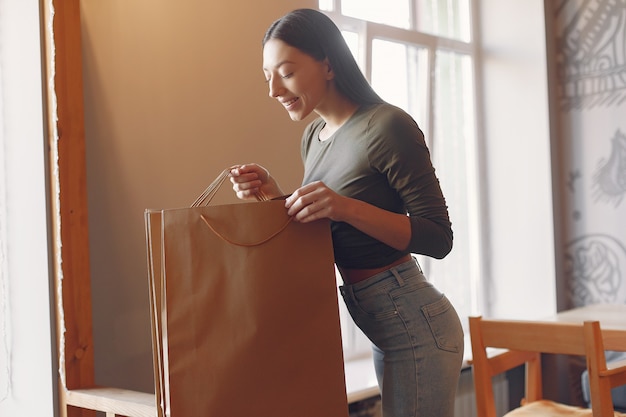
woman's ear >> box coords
[323,58,334,80]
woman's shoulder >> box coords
[358,102,405,116]
[359,103,422,138]
[358,103,418,129]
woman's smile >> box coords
[281,96,300,110]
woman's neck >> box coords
[316,93,359,141]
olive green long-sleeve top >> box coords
[301,103,453,269]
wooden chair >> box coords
[469,316,626,417]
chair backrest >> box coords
[469,316,626,417]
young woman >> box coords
[230,8,464,417]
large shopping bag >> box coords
[145,169,348,417]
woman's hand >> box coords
[285,181,348,223]
[286,181,411,251]
[229,164,283,201]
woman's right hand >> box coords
[229,164,283,201]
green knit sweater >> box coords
[301,103,453,269]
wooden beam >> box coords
[42,0,95,415]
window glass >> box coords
[322,0,471,41]
[415,0,471,41]
[371,39,429,136]
[342,0,410,29]
[341,30,360,63]
[427,50,477,326]
[318,0,333,12]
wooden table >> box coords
[549,303,626,327]
[544,303,626,351]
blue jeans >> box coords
[339,258,464,417]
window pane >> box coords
[371,39,429,133]
[341,30,360,65]
[342,0,410,29]
[426,50,477,325]
[416,0,471,41]
[319,0,333,12]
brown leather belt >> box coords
[338,254,413,285]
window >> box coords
[319,0,483,359]
[0,2,58,414]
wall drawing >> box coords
[593,128,626,206]
[565,234,626,307]
[554,0,626,111]
[551,0,626,309]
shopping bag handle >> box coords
[193,167,293,246]
[199,214,293,247]
[191,166,271,207]
[191,167,234,207]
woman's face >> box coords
[262,38,333,121]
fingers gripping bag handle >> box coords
[191,166,272,208]
[192,167,292,246]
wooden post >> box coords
[42,0,96,416]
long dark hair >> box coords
[263,9,384,106]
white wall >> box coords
[0,0,57,416]
[478,0,557,319]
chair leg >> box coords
[584,322,614,417]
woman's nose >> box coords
[268,78,284,98]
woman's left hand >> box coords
[285,181,348,223]
[286,181,411,250]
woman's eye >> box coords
[281,73,293,79]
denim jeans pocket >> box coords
[421,295,462,353]
[350,286,398,320]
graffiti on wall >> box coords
[592,129,626,207]
[565,129,626,306]
[565,234,626,306]
[554,0,626,111]
[554,0,626,306]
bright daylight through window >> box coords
[318,0,481,359]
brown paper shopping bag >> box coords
[145,169,348,417]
